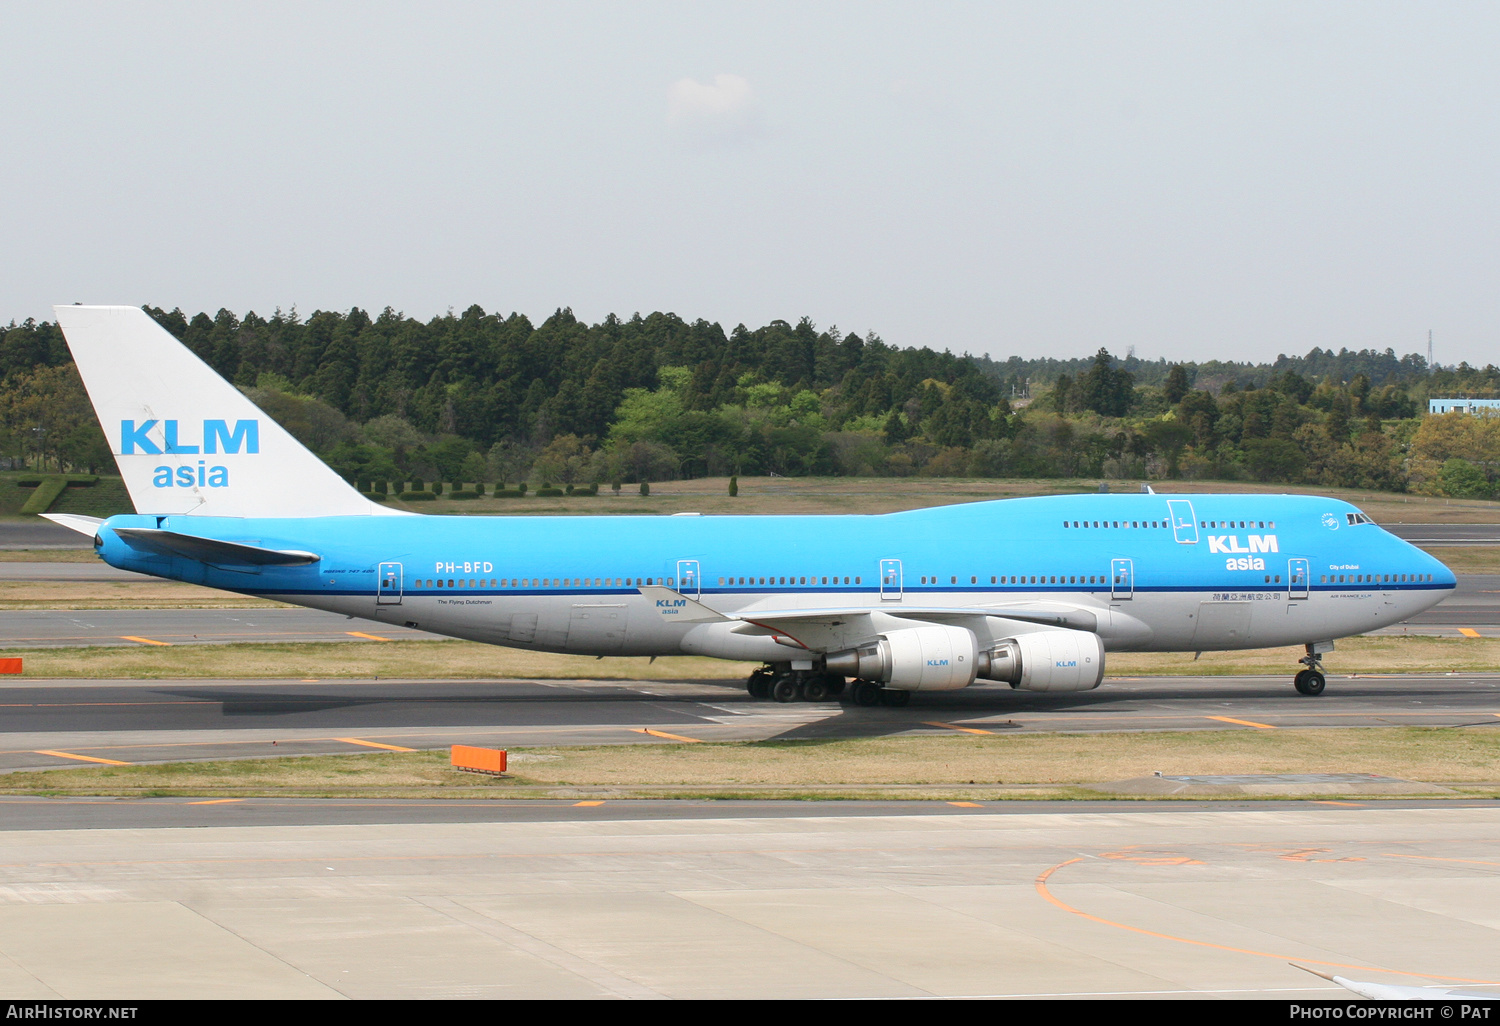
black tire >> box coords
[825,676,846,696]
[771,678,801,703]
[851,681,882,706]
[801,677,829,702]
[878,688,911,707]
[1294,669,1326,696]
[747,677,770,699]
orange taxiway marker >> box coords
[120,636,172,646]
[34,750,130,766]
[924,721,993,735]
[337,737,417,752]
[346,631,392,641]
[1206,715,1276,729]
[633,728,703,743]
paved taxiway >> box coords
[3,673,1498,772]
[0,801,1495,998]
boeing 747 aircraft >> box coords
[43,306,1455,704]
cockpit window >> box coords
[1345,512,1375,525]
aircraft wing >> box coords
[638,586,1099,635]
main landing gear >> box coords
[1294,642,1329,696]
[745,665,846,703]
[744,665,910,706]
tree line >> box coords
[1,305,1498,498]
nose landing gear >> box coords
[1294,642,1330,696]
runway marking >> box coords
[946,801,984,808]
[1035,857,1500,985]
[1205,715,1276,729]
[633,728,703,743]
[573,801,605,807]
[336,737,417,752]
[119,636,171,646]
[1312,801,1366,807]
[1459,628,1482,638]
[185,799,244,805]
[1383,853,1500,868]
[33,750,130,766]
[924,721,994,735]
[346,631,392,641]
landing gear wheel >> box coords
[825,676,846,696]
[1294,669,1326,696]
[1295,643,1330,696]
[747,667,772,699]
[801,676,829,702]
[771,677,802,703]
[851,681,883,707]
[878,688,911,707]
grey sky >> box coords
[3,1,1497,366]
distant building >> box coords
[1429,398,1500,415]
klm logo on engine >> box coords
[1055,659,1078,668]
[925,658,949,667]
[119,419,260,456]
[121,420,259,489]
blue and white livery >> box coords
[45,306,1456,704]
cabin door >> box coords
[1110,558,1133,600]
[377,562,403,605]
[676,560,701,598]
[879,559,903,601]
[1288,558,1310,600]
[1167,500,1198,544]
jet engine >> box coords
[823,624,978,691]
[976,628,1104,692]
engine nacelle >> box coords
[824,624,978,691]
[976,629,1104,692]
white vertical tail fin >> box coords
[53,305,403,518]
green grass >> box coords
[5,728,1495,800]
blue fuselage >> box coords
[92,493,1455,661]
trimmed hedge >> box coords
[398,490,436,501]
[533,487,564,497]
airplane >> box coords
[42,305,1457,704]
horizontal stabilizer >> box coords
[113,528,320,566]
[40,514,105,537]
